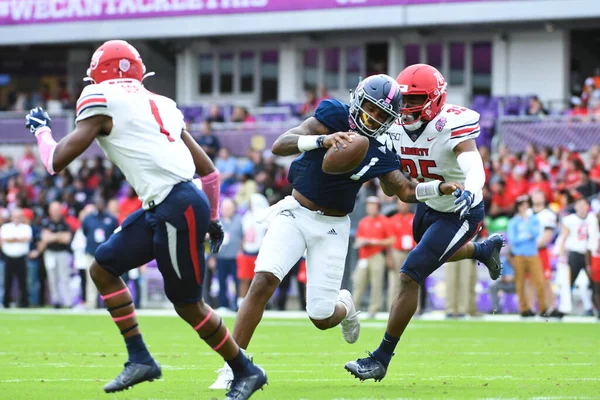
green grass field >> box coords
[0,311,598,400]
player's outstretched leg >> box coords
[210,272,279,390]
[448,233,505,280]
[344,272,419,382]
[175,300,267,399]
[89,262,162,393]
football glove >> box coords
[25,107,52,134]
[207,220,225,254]
[453,189,474,220]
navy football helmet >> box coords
[349,74,402,138]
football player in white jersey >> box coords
[529,190,563,318]
[24,40,266,400]
[345,64,504,381]
[556,194,599,315]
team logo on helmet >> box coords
[435,117,447,132]
[348,115,357,130]
[119,59,131,73]
[90,49,104,71]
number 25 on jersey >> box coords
[401,159,444,182]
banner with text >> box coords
[0,0,494,25]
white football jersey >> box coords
[388,103,482,212]
[531,208,558,241]
[562,213,599,254]
[75,80,195,210]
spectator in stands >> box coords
[507,195,547,317]
[1,208,32,308]
[576,171,598,198]
[231,106,256,124]
[215,148,238,191]
[558,156,583,191]
[581,77,600,110]
[205,104,225,123]
[526,96,549,117]
[386,199,415,312]
[196,120,220,160]
[118,186,142,225]
[237,193,269,308]
[41,201,73,308]
[505,166,530,204]
[568,96,589,121]
[234,173,258,209]
[300,88,318,117]
[352,197,394,318]
[589,148,600,185]
[17,145,36,177]
[22,208,41,306]
[215,199,242,311]
[529,171,553,203]
[71,204,94,307]
[58,80,71,110]
[82,197,119,309]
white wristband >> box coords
[416,180,442,202]
[297,136,320,152]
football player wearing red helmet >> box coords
[345,64,506,382]
[396,63,448,130]
[85,40,153,84]
[25,40,267,399]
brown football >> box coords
[322,134,369,175]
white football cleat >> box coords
[338,289,361,344]
[209,362,233,390]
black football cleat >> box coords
[479,233,505,280]
[103,360,162,393]
[225,365,268,400]
[344,352,388,382]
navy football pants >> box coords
[96,182,210,304]
[400,202,484,286]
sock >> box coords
[226,349,252,375]
[125,334,153,365]
[371,332,399,368]
[472,242,484,261]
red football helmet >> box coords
[396,64,447,126]
[86,40,150,84]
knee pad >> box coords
[400,245,440,286]
[306,297,336,320]
[93,243,120,277]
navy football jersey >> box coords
[288,99,400,214]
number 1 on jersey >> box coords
[149,99,175,142]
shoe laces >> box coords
[356,351,377,367]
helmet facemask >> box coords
[350,88,400,138]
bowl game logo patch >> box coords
[435,117,447,132]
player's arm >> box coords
[271,117,354,156]
[31,114,112,174]
[453,139,485,202]
[181,129,220,221]
[379,170,460,203]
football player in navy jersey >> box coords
[210,74,462,389]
